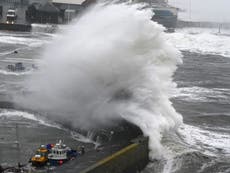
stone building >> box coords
[25,0,95,24]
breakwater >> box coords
[81,136,149,173]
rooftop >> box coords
[52,0,86,5]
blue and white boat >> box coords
[48,140,77,166]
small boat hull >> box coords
[31,160,47,167]
[48,159,68,166]
[31,145,49,167]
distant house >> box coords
[26,2,60,23]
[37,2,60,23]
[51,0,96,23]
[51,0,85,23]
[26,3,41,23]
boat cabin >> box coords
[48,140,71,165]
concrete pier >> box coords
[81,136,149,173]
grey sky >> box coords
[168,0,230,22]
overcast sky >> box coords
[168,0,230,22]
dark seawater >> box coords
[0,28,229,173]
[174,51,230,173]
[144,51,230,173]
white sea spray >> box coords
[15,2,183,159]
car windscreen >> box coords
[7,11,15,15]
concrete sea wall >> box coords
[0,23,31,31]
[81,136,149,173]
